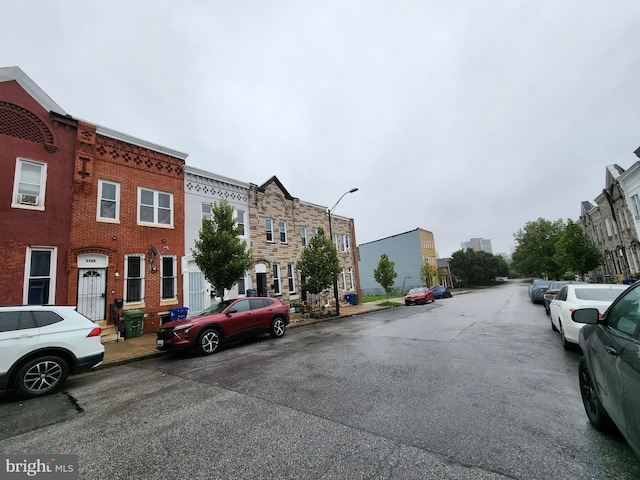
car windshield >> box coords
[574,288,624,302]
[198,300,234,316]
[432,287,444,291]
[408,288,425,294]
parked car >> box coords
[431,286,453,299]
[543,281,585,315]
[156,297,290,355]
[549,283,629,349]
[404,287,434,306]
[530,279,552,304]
[0,306,104,398]
[572,282,640,459]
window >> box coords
[287,263,296,293]
[332,234,338,249]
[348,268,354,290]
[202,203,212,221]
[632,195,640,220]
[232,299,251,312]
[125,255,144,303]
[342,269,347,290]
[301,227,308,247]
[161,256,177,300]
[279,221,287,243]
[138,188,173,226]
[311,228,318,237]
[266,219,274,242]
[25,247,56,305]
[605,218,613,237]
[606,289,640,337]
[341,234,350,252]
[97,180,120,221]
[272,263,281,295]
[237,278,246,295]
[237,210,246,236]
[13,158,46,209]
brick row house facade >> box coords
[2,67,362,336]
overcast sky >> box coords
[3,1,640,257]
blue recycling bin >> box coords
[169,307,188,321]
[346,293,355,305]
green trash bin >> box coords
[352,293,359,305]
[123,310,144,339]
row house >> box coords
[248,177,360,309]
[183,166,250,314]
[581,161,640,282]
[1,67,187,335]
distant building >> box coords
[358,228,437,296]
[461,237,493,254]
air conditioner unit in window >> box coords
[18,194,39,205]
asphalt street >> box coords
[1,280,639,479]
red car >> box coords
[404,287,434,306]
[156,298,290,355]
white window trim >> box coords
[341,268,347,290]
[23,246,57,305]
[273,263,281,295]
[288,263,296,293]
[279,221,288,244]
[348,267,354,290]
[341,234,350,252]
[97,179,121,222]
[137,187,174,227]
[301,227,308,247]
[12,158,47,211]
[266,219,274,243]
[124,254,145,305]
[236,210,246,237]
[161,255,177,301]
[202,203,212,221]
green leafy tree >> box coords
[553,219,602,278]
[374,253,398,298]
[192,198,254,298]
[297,227,341,307]
[420,262,440,287]
[449,249,509,287]
[512,218,566,279]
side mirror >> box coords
[571,308,599,324]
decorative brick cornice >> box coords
[0,100,57,152]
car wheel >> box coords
[197,329,220,355]
[579,356,611,431]
[270,317,286,338]
[405,302,410,306]
[13,355,69,398]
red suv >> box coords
[156,298,290,355]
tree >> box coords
[192,198,254,298]
[297,227,341,309]
[420,262,441,287]
[512,218,566,279]
[553,219,602,278]
[374,253,397,297]
[449,249,509,287]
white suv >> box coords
[0,306,105,398]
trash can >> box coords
[169,307,188,321]
[346,293,355,305]
[123,310,144,339]
[246,289,257,297]
[352,293,359,305]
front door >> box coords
[77,268,106,321]
[257,273,267,297]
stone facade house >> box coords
[248,177,360,309]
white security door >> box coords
[187,260,208,315]
[77,268,107,321]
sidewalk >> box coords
[99,299,401,368]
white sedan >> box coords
[549,283,629,350]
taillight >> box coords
[87,327,102,338]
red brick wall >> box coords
[0,80,77,305]
[67,121,185,332]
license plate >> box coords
[156,339,164,347]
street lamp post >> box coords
[328,188,358,316]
